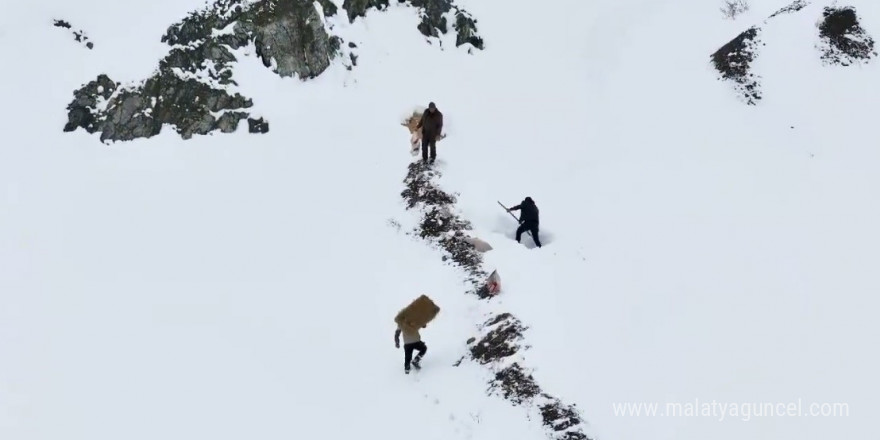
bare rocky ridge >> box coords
[53,19,94,50]
[400,163,590,440]
[64,0,483,143]
[769,0,809,18]
[712,1,876,105]
[818,6,876,66]
[711,26,762,105]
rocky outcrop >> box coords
[65,0,483,143]
[65,0,348,143]
[711,26,762,105]
[342,0,390,22]
[713,1,878,104]
[398,161,591,440]
[343,0,484,50]
[818,6,876,66]
[63,71,253,142]
[53,19,94,50]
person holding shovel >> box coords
[507,197,542,248]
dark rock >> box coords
[317,0,338,16]
[66,0,355,142]
[53,19,95,50]
[489,363,541,405]
[65,70,252,142]
[342,0,483,50]
[64,74,117,133]
[164,0,342,80]
[454,9,483,49]
[348,41,357,48]
[711,26,762,105]
[540,399,584,433]
[247,0,339,78]
[411,0,451,37]
[248,117,270,133]
[818,6,876,66]
[401,162,488,289]
[342,0,390,22]
[469,313,527,363]
[768,0,808,18]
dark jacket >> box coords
[510,198,539,225]
[418,108,443,139]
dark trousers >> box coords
[404,341,427,369]
[421,134,437,161]
[516,223,542,247]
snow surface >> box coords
[2,0,879,439]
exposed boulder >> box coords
[248,117,270,133]
[710,26,762,105]
[817,6,876,66]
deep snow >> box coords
[2,0,880,439]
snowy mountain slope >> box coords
[3,0,880,440]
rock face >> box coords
[711,27,762,105]
[64,0,484,143]
[818,6,876,66]
[53,19,94,49]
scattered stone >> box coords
[540,398,591,440]
[469,313,527,363]
[401,162,489,292]
[248,117,270,133]
[54,19,94,50]
[817,6,876,66]
[489,363,541,405]
[710,26,762,105]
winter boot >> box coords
[412,355,423,370]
